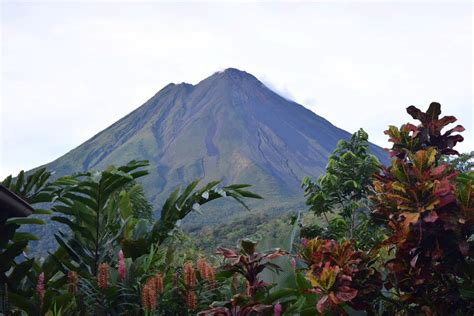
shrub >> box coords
[371,102,474,314]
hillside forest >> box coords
[1,103,473,315]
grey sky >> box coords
[1,1,472,178]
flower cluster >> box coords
[67,271,78,294]
[141,272,165,311]
[154,272,164,295]
[97,263,109,289]
[183,262,198,310]
[117,250,126,281]
[197,258,216,286]
[36,272,45,307]
[186,291,197,311]
[183,261,197,289]
[142,277,157,311]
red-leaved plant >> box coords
[300,238,381,314]
[198,239,286,315]
[371,102,474,315]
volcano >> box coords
[42,68,387,232]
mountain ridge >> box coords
[40,68,387,231]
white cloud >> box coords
[1,2,472,177]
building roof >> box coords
[0,184,34,221]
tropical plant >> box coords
[121,182,262,260]
[385,102,465,159]
[2,168,56,205]
[301,129,383,248]
[124,180,154,220]
[299,238,381,315]
[0,168,59,314]
[49,160,150,278]
[44,160,261,314]
[371,102,474,314]
[442,151,474,173]
[199,239,286,315]
[0,159,263,315]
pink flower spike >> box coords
[36,272,45,306]
[301,238,309,247]
[274,302,282,316]
[118,250,126,281]
[290,257,296,271]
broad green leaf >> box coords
[118,190,133,219]
[6,217,45,225]
[295,271,312,290]
[33,208,53,215]
[12,232,38,242]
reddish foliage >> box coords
[300,238,381,314]
[385,102,464,159]
[216,239,286,297]
[199,240,285,315]
[371,103,473,314]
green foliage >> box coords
[301,128,383,248]
[194,210,297,254]
[1,159,262,315]
[2,102,473,315]
[1,168,56,314]
[442,151,474,173]
[2,168,56,205]
[293,103,474,315]
[121,182,262,260]
[125,181,154,220]
[50,160,150,277]
[300,214,385,251]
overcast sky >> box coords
[1,1,472,178]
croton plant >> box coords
[300,238,381,314]
[371,102,474,315]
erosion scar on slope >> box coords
[205,120,218,156]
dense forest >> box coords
[1,103,473,315]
